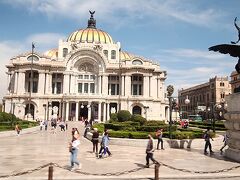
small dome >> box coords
[44,49,58,58]
[120,51,134,61]
[67,28,113,44]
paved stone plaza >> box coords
[0,122,239,180]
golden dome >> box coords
[44,49,58,58]
[67,28,113,44]
[120,51,134,61]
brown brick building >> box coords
[230,71,240,93]
[178,76,231,120]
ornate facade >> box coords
[3,13,168,122]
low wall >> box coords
[86,132,221,149]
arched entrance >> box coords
[25,104,35,119]
[132,105,142,115]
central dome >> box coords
[67,28,113,44]
[67,11,113,44]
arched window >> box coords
[103,50,108,58]
[111,50,116,59]
[77,63,96,94]
[63,48,68,58]
[132,106,142,115]
[27,55,39,61]
[132,60,143,65]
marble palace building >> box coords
[3,12,168,122]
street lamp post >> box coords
[167,85,174,139]
[184,95,190,118]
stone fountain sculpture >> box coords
[209,17,240,162]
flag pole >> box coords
[28,43,35,120]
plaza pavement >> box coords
[0,121,239,180]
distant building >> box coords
[2,12,168,122]
[230,71,240,93]
[178,76,231,120]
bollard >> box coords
[48,165,53,180]
[154,163,160,180]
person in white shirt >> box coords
[69,129,81,171]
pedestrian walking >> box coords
[44,120,48,131]
[69,128,81,171]
[204,127,214,155]
[145,134,158,168]
[99,131,111,158]
[15,123,21,136]
[220,133,229,153]
[156,129,164,150]
[92,128,99,156]
[59,121,65,131]
[40,120,44,131]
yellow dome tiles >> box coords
[44,49,58,58]
[67,28,113,44]
[120,51,134,61]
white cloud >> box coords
[0,32,64,100]
[161,48,227,60]
[0,41,25,100]
[26,33,65,51]
[2,0,226,28]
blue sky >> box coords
[0,0,239,98]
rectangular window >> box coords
[57,82,61,94]
[133,84,138,95]
[78,75,83,79]
[33,81,38,93]
[111,84,115,95]
[84,75,89,79]
[84,83,88,93]
[90,75,95,80]
[139,84,142,95]
[117,84,119,95]
[78,83,82,93]
[90,83,95,93]
[52,83,55,93]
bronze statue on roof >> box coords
[209,17,240,74]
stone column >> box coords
[18,71,25,95]
[49,73,53,94]
[63,73,70,94]
[65,101,69,121]
[88,102,91,120]
[70,74,75,94]
[224,94,240,162]
[144,75,149,98]
[98,75,102,95]
[45,73,49,94]
[107,103,110,121]
[102,75,108,96]
[149,76,152,97]
[75,101,79,121]
[14,71,18,94]
[121,75,125,96]
[98,102,101,122]
[125,75,131,96]
[62,102,65,120]
[103,103,106,122]
[38,72,45,95]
